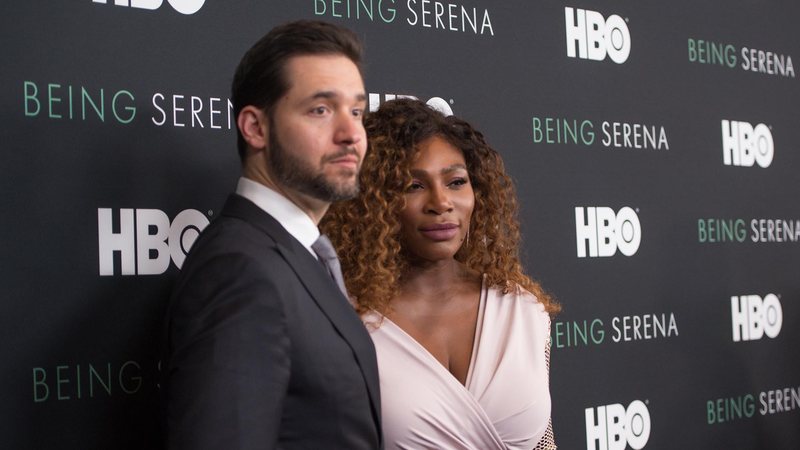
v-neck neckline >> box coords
[379,275,488,390]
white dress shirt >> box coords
[235,177,320,258]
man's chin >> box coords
[329,183,359,201]
[328,171,359,190]
[305,176,359,202]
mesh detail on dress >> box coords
[534,419,557,450]
[545,333,552,376]
[533,322,557,449]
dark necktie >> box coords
[311,234,350,301]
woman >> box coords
[321,99,559,449]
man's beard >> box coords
[268,122,360,202]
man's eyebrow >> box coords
[307,91,367,102]
[309,90,337,100]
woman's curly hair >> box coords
[321,98,559,315]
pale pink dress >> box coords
[363,280,556,450]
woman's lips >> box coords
[419,223,459,241]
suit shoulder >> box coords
[175,215,292,283]
[197,215,280,251]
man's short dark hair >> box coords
[231,20,364,160]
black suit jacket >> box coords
[162,194,382,449]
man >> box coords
[161,20,382,449]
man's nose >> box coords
[333,112,364,146]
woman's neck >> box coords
[395,259,478,306]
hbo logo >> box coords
[92,0,205,15]
[565,7,631,64]
[721,120,774,168]
[368,93,453,116]
[586,400,651,450]
[575,207,641,258]
[731,294,783,342]
[98,208,209,276]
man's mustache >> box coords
[321,147,361,164]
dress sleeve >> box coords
[533,319,557,450]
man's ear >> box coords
[237,105,269,153]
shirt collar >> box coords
[235,177,320,257]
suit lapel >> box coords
[277,240,383,431]
[220,194,382,431]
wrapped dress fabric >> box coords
[363,279,556,450]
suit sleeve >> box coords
[164,251,291,450]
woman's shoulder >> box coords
[361,309,389,333]
[485,282,549,319]
[483,281,551,344]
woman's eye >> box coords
[449,178,468,187]
[407,182,424,192]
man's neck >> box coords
[242,163,329,225]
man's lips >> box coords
[419,223,459,241]
[324,148,360,165]
[328,155,359,166]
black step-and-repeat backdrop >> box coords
[2,1,798,449]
